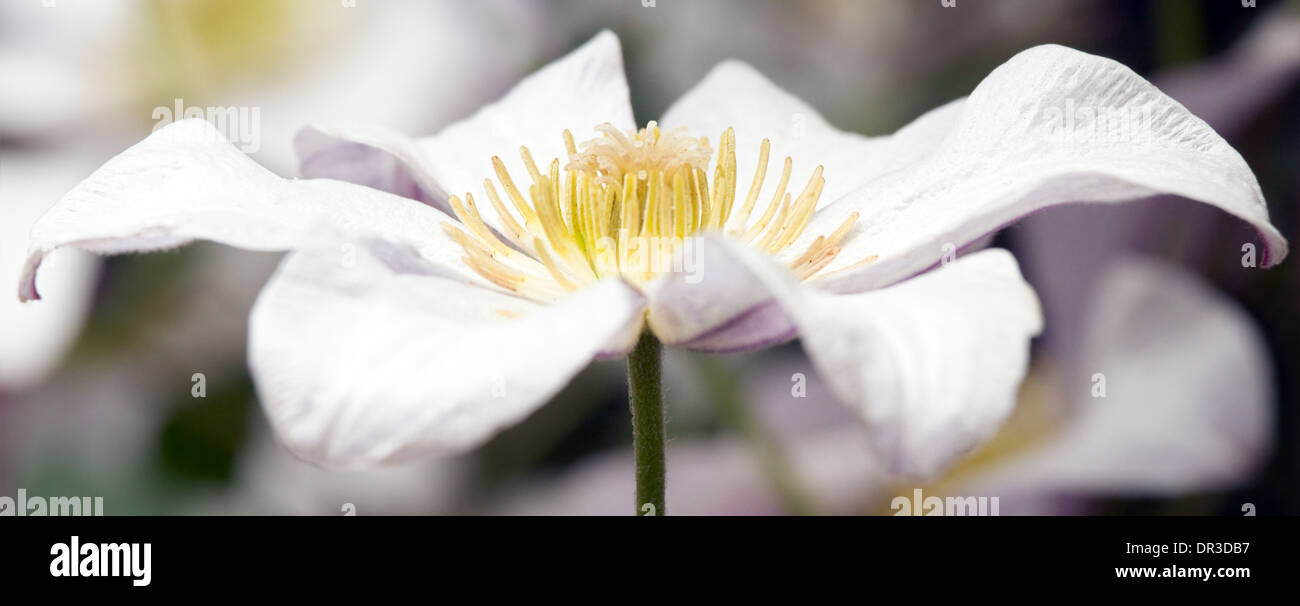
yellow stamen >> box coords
[531,237,581,292]
[741,157,791,242]
[445,123,870,300]
[753,193,793,251]
[448,193,515,259]
[480,179,531,252]
[491,156,540,230]
[808,252,879,282]
[795,245,842,280]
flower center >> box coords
[443,122,868,302]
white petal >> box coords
[653,237,1042,477]
[793,251,1042,477]
[645,238,796,352]
[296,31,635,232]
[797,44,1287,293]
[661,60,963,214]
[248,242,646,468]
[19,119,481,302]
[1016,9,1300,360]
[959,256,1272,497]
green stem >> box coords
[627,330,666,515]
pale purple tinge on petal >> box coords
[669,301,797,354]
[248,240,646,469]
[644,239,796,351]
[0,150,100,390]
[779,44,1287,294]
[18,119,486,303]
[295,123,446,211]
[956,257,1273,511]
[651,238,1041,478]
[295,30,636,234]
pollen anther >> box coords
[445,123,870,301]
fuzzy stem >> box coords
[627,330,666,515]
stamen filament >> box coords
[446,123,866,300]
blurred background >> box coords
[1,0,1296,515]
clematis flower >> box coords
[19,32,1287,511]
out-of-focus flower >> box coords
[0,0,133,140]
[194,427,467,515]
[1154,3,1300,141]
[0,0,538,171]
[496,256,1272,515]
[19,32,1284,480]
[947,257,1272,511]
[1,0,536,390]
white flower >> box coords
[19,32,1286,476]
